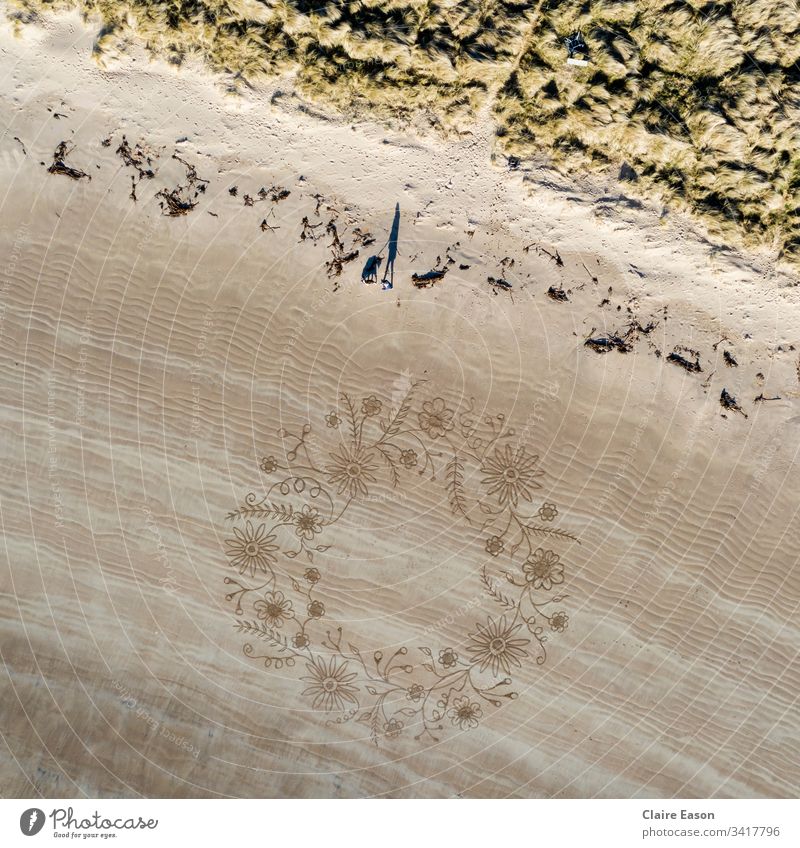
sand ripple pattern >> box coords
[1,20,799,798]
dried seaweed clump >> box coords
[156,154,208,216]
[47,141,90,180]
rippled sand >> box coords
[1,12,799,798]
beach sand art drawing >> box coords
[0,2,799,801]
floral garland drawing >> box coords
[224,380,578,744]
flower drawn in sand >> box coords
[438,647,459,668]
[361,394,382,417]
[538,502,559,522]
[522,549,564,591]
[294,504,323,540]
[260,455,279,473]
[448,697,483,730]
[418,397,454,438]
[407,683,425,702]
[307,600,325,619]
[467,616,530,677]
[481,444,543,507]
[293,633,310,649]
[327,446,379,498]
[399,448,418,469]
[225,521,279,577]
[302,657,360,712]
[485,535,504,557]
[254,591,294,628]
[383,718,404,738]
[224,379,580,745]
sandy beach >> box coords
[1,9,799,798]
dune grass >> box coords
[10,1,533,124]
[495,0,800,262]
[8,0,800,264]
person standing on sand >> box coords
[360,203,400,290]
[381,202,400,290]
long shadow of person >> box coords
[381,203,400,290]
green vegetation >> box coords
[9,0,800,263]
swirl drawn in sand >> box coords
[223,380,579,744]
